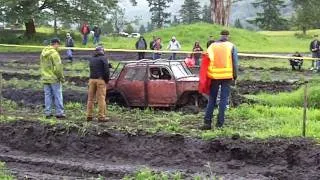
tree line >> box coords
[1,0,320,36]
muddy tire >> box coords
[107,91,127,107]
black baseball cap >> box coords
[51,38,61,44]
[220,30,230,36]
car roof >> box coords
[124,59,183,67]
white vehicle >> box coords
[119,32,129,37]
[129,33,141,38]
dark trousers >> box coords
[204,79,231,127]
[169,53,177,60]
[138,52,145,60]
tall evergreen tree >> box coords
[146,22,153,32]
[146,0,173,28]
[139,25,146,34]
[292,0,320,34]
[248,0,289,30]
[202,4,212,23]
[234,19,243,29]
[179,0,201,24]
[171,15,180,26]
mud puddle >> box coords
[2,72,88,87]
[0,120,319,179]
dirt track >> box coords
[0,120,319,179]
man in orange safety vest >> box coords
[200,30,239,130]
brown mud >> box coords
[0,120,319,179]
[2,71,300,94]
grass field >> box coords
[0,23,319,53]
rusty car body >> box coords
[107,59,207,108]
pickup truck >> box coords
[107,59,207,109]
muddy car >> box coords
[108,59,207,109]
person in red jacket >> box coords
[200,30,239,130]
[80,22,90,45]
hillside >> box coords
[103,23,315,53]
[0,23,318,53]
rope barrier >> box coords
[0,43,318,61]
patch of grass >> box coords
[0,23,318,53]
[123,168,185,180]
[247,82,320,108]
[0,162,14,180]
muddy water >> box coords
[0,121,319,179]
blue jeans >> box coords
[44,83,64,116]
[93,36,100,45]
[169,53,177,60]
[153,53,161,60]
[66,49,73,61]
[82,34,88,45]
[204,79,231,127]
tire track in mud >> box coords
[0,120,320,179]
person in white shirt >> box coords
[167,36,181,60]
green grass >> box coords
[0,23,319,53]
[247,81,320,108]
[0,162,14,180]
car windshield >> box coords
[171,64,193,79]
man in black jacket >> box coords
[310,35,320,71]
[135,36,147,59]
[86,46,110,122]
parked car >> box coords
[119,32,129,37]
[128,33,141,38]
[107,59,207,109]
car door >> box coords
[147,66,177,107]
[116,66,147,107]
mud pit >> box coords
[0,120,319,179]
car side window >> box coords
[124,67,146,81]
[149,67,172,80]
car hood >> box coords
[177,76,199,82]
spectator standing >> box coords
[65,33,74,62]
[200,30,238,130]
[93,25,102,45]
[80,22,90,45]
[192,41,203,66]
[150,36,156,50]
[87,46,110,122]
[40,38,66,119]
[153,38,162,60]
[135,36,147,60]
[310,35,320,70]
[167,36,181,60]
[207,36,215,48]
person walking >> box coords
[86,46,110,122]
[152,37,162,60]
[192,41,203,66]
[80,22,90,45]
[167,36,181,60]
[200,30,238,130]
[207,36,215,48]
[93,25,102,45]
[135,36,147,60]
[40,38,66,119]
[65,33,74,62]
[310,35,320,71]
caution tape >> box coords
[0,43,318,61]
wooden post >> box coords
[302,83,308,137]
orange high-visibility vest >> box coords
[207,41,234,80]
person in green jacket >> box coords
[40,38,66,119]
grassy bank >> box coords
[0,23,318,53]
[0,162,14,180]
